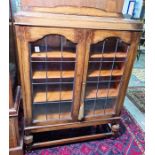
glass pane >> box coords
[61,83,73,101]
[85,82,98,99]
[46,103,60,120]
[60,102,72,119]
[30,34,76,122]
[33,84,47,103]
[62,62,75,82]
[84,99,95,117]
[33,102,72,122]
[33,104,47,122]
[90,38,128,62]
[30,35,76,62]
[47,84,60,102]
[94,99,106,115]
[104,98,117,114]
[84,37,129,117]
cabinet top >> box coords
[14,11,143,31]
[21,0,124,16]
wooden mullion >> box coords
[78,30,93,120]
[71,30,88,120]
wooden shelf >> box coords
[31,51,126,60]
[85,108,115,117]
[34,84,118,103]
[33,70,75,79]
[88,69,124,77]
[33,89,73,103]
[90,52,127,58]
[32,68,123,80]
[86,86,119,99]
[31,50,76,59]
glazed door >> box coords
[17,27,85,125]
[79,30,137,120]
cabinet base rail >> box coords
[32,132,114,149]
[24,123,120,151]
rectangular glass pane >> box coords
[33,104,47,122]
[94,99,106,115]
[61,83,73,101]
[33,84,46,103]
[85,82,98,99]
[84,99,95,117]
[62,62,75,82]
[60,102,72,119]
[104,98,117,114]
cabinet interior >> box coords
[29,34,129,122]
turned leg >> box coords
[24,134,33,152]
[111,123,120,136]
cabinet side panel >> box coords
[115,32,141,115]
[9,117,19,148]
[15,26,32,125]
[15,26,28,124]
[9,75,14,108]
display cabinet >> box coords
[15,5,143,149]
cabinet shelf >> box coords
[85,108,115,116]
[33,89,73,103]
[31,51,127,60]
[32,70,75,79]
[88,69,124,77]
[32,69,123,80]
[31,50,76,59]
[33,85,119,103]
[86,87,119,99]
[90,52,127,58]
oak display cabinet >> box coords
[15,3,143,149]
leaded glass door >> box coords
[80,32,130,119]
[28,29,82,124]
